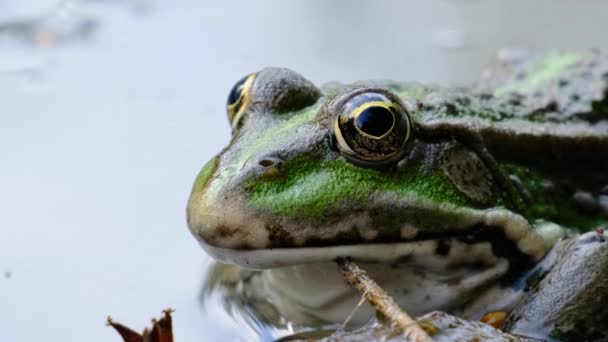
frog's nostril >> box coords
[258,156,284,168]
[259,159,277,168]
[257,157,284,178]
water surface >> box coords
[1,1,607,341]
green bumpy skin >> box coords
[493,52,584,96]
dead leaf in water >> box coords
[107,309,174,342]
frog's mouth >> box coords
[200,230,526,271]
[189,191,564,270]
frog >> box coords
[187,50,608,330]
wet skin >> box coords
[188,50,608,320]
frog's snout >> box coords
[187,192,270,250]
[187,156,272,250]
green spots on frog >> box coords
[502,163,604,230]
[246,155,481,219]
[494,52,584,97]
[192,156,219,192]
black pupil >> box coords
[227,75,248,106]
[354,106,395,137]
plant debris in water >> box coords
[107,309,174,342]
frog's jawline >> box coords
[202,241,476,270]
[200,229,528,271]
[195,207,565,270]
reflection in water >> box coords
[201,261,379,340]
[0,1,96,47]
[0,0,156,50]
[201,262,507,341]
[202,261,387,340]
[203,261,368,338]
[201,256,518,341]
[201,263,293,340]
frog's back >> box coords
[410,50,608,171]
[400,50,608,228]
[479,50,608,170]
[476,49,608,123]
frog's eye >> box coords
[333,91,413,165]
[226,73,256,130]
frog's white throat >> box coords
[234,239,524,326]
[203,235,542,325]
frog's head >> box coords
[187,68,563,269]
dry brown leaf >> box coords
[107,309,174,342]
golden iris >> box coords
[226,73,256,131]
[334,91,412,165]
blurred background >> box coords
[1,1,607,341]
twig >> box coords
[339,294,367,331]
[336,257,434,342]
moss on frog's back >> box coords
[405,50,608,124]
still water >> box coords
[1,1,606,341]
